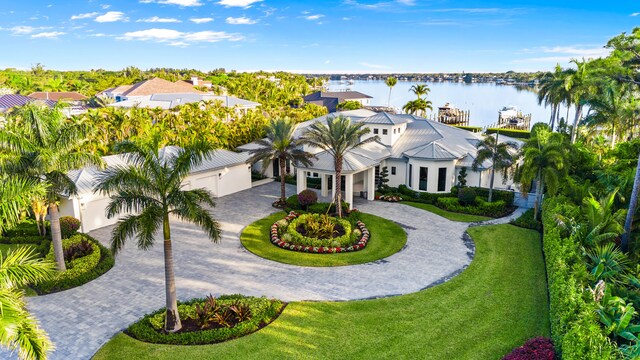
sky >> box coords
[0,0,637,73]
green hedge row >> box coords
[510,208,542,232]
[454,125,483,133]
[436,197,508,217]
[541,197,616,359]
[34,234,115,294]
[485,128,531,139]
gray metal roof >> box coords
[404,142,460,160]
[68,147,249,196]
[298,141,390,174]
[356,112,412,125]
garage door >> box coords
[80,197,120,232]
[188,175,218,196]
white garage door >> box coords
[188,175,218,196]
[81,197,120,232]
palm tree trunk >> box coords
[488,169,495,203]
[555,105,561,131]
[622,152,640,252]
[571,104,583,143]
[163,215,182,332]
[279,157,287,204]
[48,203,66,272]
[549,103,557,131]
[335,157,343,218]
[387,88,392,108]
[533,171,542,221]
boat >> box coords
[347,79,355,85]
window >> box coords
[373,128,379,134]
[393,128,396,134]
[391,166,396,175]
[408,165,413,187]
[438,167,447,192]
[313,172,318,177]
[383,129,388,135]
[419,167,428,191]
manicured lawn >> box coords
[402,201,491,222]
[94,224,549,359]
[239,211,407,267]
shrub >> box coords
[286,214,353,248]
[126,295,284,345]
[502,337,555,360]
[3,220,45,237]
[297,189,318,208]
[468,187,515,206]
[486,128,531,139]
[63,238,94,261]
[59,216,81,239]
[285,195,301,210]
[436,197,508,217]
[308,202,331,214]
[457,187,477,206]
[510,209,542,232]
[35,234,115,294]
[0,235,47,245]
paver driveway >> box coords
[20,182,516,359]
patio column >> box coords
[296,168,306,194]
[345,173,354,210]
[321,173,328,197]
[367,167,375,200]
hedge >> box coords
[396,184,515,207]
[126,295,284,345]
[454,125,483,133]
[436,197,508,217]
[34,234,115,294]
[485,128,531,139]
[541,197,616,359]
[510,208,542,232]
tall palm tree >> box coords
[248,118,314,206]
[471,132,519,203]
[537,64,567,131]
[0,247,56,360]
[517,132,567,220]
[0,103,102,271]
[0,177,45,234]
[94,137,222,332]
[402,98,433,117]
[409,84,430,100]
[582,81,630,148]
[622,152,640,252]
[565,59,591,143]
[385,77,397,107]
[300,115,377,218]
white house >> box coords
[241,109,521,209]
[59,148,252,233]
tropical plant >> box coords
[517,131,566,220]
[579,191,627,247]
[402,98,433,117]
[471,132,519,203]
[596,285,640,344]
[583,80,631,148]
[377,166,390,191]
[409,84,430,100]
[0,103,102,271]
[0,247,56,360]
[457,167,468,187]
[94,137,222,332]
[565,58,592,143]
[336,100,362,111]
[300,115,377,218]
[537,64,569,131]
[622,152,640,252]
[248,118,314,206]
[0,177,45,234]
[587,243,629,283]
[385,76,397,107]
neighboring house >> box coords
[59,148,252,233]
[28,92,89,116]
[302,91,373,112]
[181,76,213,89]
[100,77,204,102]
[240,109,521,209]
[108,92,260,115]
[0,94,55,113]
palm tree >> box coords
[248,118,314,206]
[385,76,397,107]
[580,191,626,247]
[565,58,591,143]
[0,177,45,234]
[94,137,222,332]
[0,103,102,271]
[409,84,430,100]
[402,98,433,117]
[471,132,519,203]
[622,152,640,252]
[300,115,377,218]
[582,81,630,148]
[517,132,566,220]
[537,64,567,131]
[0,247,56,360]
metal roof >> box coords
[298,141,390,174]
[403,142,460,160]
[356,112,412,125]
[0,94,56,110]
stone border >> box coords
[270,211,370,254]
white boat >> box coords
[499,105,519,119]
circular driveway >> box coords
[24,182,499,359]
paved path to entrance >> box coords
[21,182,518,359]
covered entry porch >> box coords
[296,167,376,210]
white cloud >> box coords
[514,45,612,64]
[342,17,351,20]
[119,28,244,45]
[218,0,262,8]
[10,26,36,35]
[631,12,640,16]
[140,0,202,5]
[101,4,111,9]
[71,12,98,20]
[359,62,389,69]
[137,16,181,23]
[305,14,324,20]
[190,17,214,24]
[31,31,65,39]
[226,16,257,24]
[95,11,127,22]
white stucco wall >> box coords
[383,159,407,188]
[406,158,456,193]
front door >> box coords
[273,159,280,177]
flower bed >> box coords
[270,212,370,253]
[126,294,284,345]
[375,194,403,202]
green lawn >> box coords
[239,211,407,267]
[94,224,549,360]
[402,201,491,222]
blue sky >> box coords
[0,0,636,73]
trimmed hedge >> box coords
[396,184,515,207]
[510,208,542,232]
[467,187,515,206]
[486,128,531,139]
[126,295,284,345]
[454,125,483,133]
[285,213,354,248]
[34,234,115,294]
[2,220,47,237]
[541,197,616,359]
[436,197,508,217]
